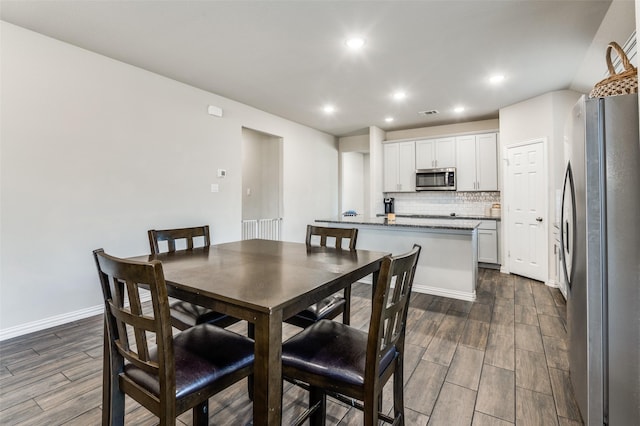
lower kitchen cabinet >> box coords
[477,220,499,264]
[553,224,567,299]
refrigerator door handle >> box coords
[560,163,577,290]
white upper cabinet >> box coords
[455,133,498,191]
[383,141,416,192]
[415,137,456,169]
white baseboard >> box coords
[0,304,104,342]
[356,278,476,302]
[412,284,476,302]
[0,293,153,342]
[546,278,559,288]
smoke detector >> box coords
[418,109,439,116]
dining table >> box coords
[103,238,389,425]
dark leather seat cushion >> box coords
[124,324,254,399]
[282,319,397,388]
[170,300,234,328]
[293,294,346,322]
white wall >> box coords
[338,133,369,215]
[0,22,338,337]
[338,134,369,153]
[341,152,365,214]
[385,119,499,141]
[241,128,282,220]
[368,126,386,216]
[498,90,581,283]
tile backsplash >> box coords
[388,191,500,216]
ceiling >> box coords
[1,1,617,136]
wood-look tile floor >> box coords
[0,269,583,425]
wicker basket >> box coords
[589,41,637,98]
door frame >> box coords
[502,137,549,282]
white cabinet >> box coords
[553,225,567,299]
[455,133,498,191]
[383,141,415,192]
[415,137,456,169]
[477,220,499,264]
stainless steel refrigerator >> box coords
[561,93,640,425]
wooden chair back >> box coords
[305,225,358,250]
[366,244,421,386]
[93,248,177,420]
[148,225,210,255]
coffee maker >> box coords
[383,197,395,214]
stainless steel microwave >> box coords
[415,167,456,191]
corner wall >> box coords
[498,90,581,284]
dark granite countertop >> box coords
[316,216,481,231]
[376,213,501,221]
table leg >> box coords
[372,270,380,294]
[252,310,283,425]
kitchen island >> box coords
[316,216,480,301]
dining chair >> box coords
[284,225,359,328]
[93,248,254,425]
[281,244,421,425]
[148,226,240,330]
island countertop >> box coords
[378,213,501,221]
[315,215,480,301]
[316,216,481,231]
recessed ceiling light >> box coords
[385,117,394,123]
[323,105,336,114]
[345,37,365,49]
[489,74,505,84]
[392,91,407,101]
[454,106,465,113]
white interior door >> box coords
[505,140,547,281]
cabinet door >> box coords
[455,135,477,191]
[397,141,416,192]
[383,143,399,192]
[415,139,435,169]
[478,229,498,263]
[435,137,456,168]
[476,133,498,191]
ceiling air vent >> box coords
[418,109,439,116]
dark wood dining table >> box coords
[104,238,388,425]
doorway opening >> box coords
[241,127,283,240]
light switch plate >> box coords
[210,184,219,193]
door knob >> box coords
[536,217,543,222]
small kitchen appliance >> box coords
[383,197,394,214]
